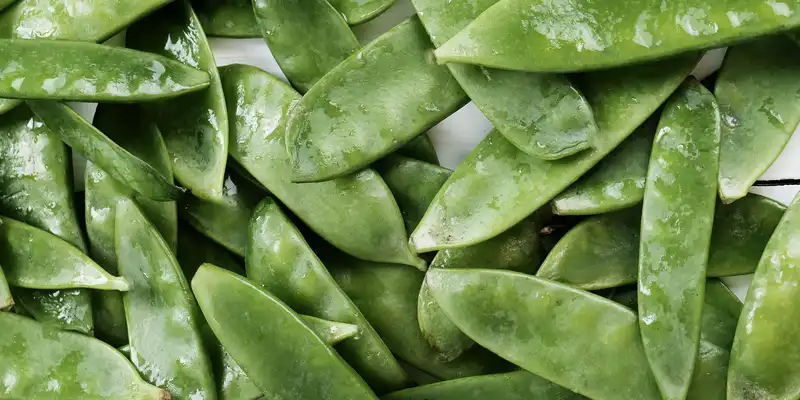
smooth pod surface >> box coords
[398,134,439,165]
[410,55,696,252]
[701,280,742,351]
[222,63,423,269]
[128,0,229,203]
[177,223,242,279]
[285,17,466,182]
[327,0,395,25]
[717,35,800,203]
[194,0,260,37]
[0,312,169,399]
[0,265,11,310]
[301,315,360,346]
[426,269,661,399]
[12,288,93,334]
[435,0,800,73]
[115,200,216,399]
[193,263,379,400]
[253,0,359,93]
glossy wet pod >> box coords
[435,0,800,73]
[0,266,11,310]
[193,263,379,400]
[195,0,261,37]
[384,371,586,400]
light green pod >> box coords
[253,0,359,93]
[193,263,379,400]
[222,63,424,269]
[728,192,800,400]
[0,312,169,399]
[11,288,93,334]
[115,200,217,399]
[327,0,395,25]
[128,0,229,203]
[717,35,800,203]
[638,79,720,400]
[285,17,466,182]
[301,315,360,345]
[410,55,697,252]
[399,134,439,165]
[0,265,12,310]
[194,0,260,38]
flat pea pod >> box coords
[410,55,697,252]
[0,265,12,310]
[180,170,265,257]
[418,216,542,361]
[222,63,424,269]
[253,0,359,93]
[434,0,800,73]
[537,194,786,289]
[247,197,411,393]
[398,134,439,165]
[193,263,379,400]
[327,0,395,25]
[285,16,466,182]
[115,199,216,399]
[327,257,514,380]
[301,315,360,345]
[411,0,597,160]
[383,370,585,400]
[11,288,93,334]
[687,341,729,400]
[701,279,742,351]
[193,0,260,38]
[28,101,183,201]
[552,120,655,215]
[0,312,169,399]
[717,35,800,203]
[728,192,800,400]
[426,268,661,399]
[638,78,720,400]
[128,0,229,203]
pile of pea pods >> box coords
[2,0,800,399]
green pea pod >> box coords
[177,223,243,279]
[0,265,12,310]
[398,134,439,165]
[553,120,655,215]
[285,16,466,182]
[247,197,411,393]
[728,192,800,400]
[115,200,216,399]
[28,101,183,201]
[687,341,729,400]
[327,0,394,25]
[418,216,542,361]
[0,0,15,12]
[410,55,697,252]
[538,194,786,289]
[701,279,742,351]
[301,315,360,345]
[638,78,720,400]
[194,0,260,38]
[180,170,265,257]
[193,263,379,400]
[222,63,424,269]
[11,288,93,334]
[411,0,597,160]
[717,35,800,203]
[253,0,359,93]
[128,0,229,203]
[0,312,169,399]
[434,0,800,73]
[327,257,513,380]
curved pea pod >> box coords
[222,63,424,269]
[11,288,93,334]
[128,0,229,203]
[194,0,260,38]
[285,16,466,182]
[247,198,411,393]
[301,315,360,345]
[115,200,216,399]
[0,265,12,310]
[426,268,661,399]
[410,55,696,252]
[399,134,439,165]
[701,279,742,350]
[418,216,542,361]
[384,370,585,400]
[435,0,800,73]
[28,101,183,201]
[638,79,720,400]
[552,120,655,215]
[717,35,800,203]
[327,257,513,380]
[687,341,730,400]
[0,313,169,399]
[327,0,394,25]
[253,0,359,93]
[728,192,800,400]
[193,263,379,400]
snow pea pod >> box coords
[717,35,800,203]
[426,269,661,399]
[728,192,800,400]
[253,0,359,93]
[410,55,696,252]
[115,200,216,399]
[194,0,260,38]
[193,263,379,400]
[399,134,439,165]
[0,265,12,310]
[177,223,242,279]
[28,101,183,201]
[327,0,395,25]
[128,0,229,203]
[638,78,720,400]
[0,312,169,399]
[701,279,742,351]
[301,315,360,345]
[222,63,424,269]
[285,16,466,182]
[435,0,800,73]
[11,288,93,334]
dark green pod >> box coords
[398,134,439,165]
[177,223,243,280]
[11,288,93,334]
[0,265,10,310]
[194,0,260,38]
[383,371,586,400]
